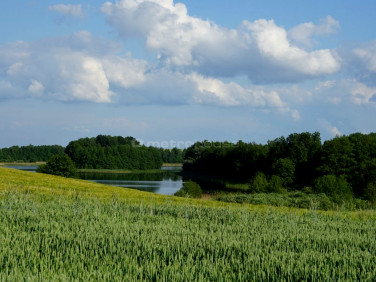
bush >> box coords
[267,175,286,193]
[272,158,295,189]
[214,191,344,211]
[363,181,376,203]
[37,154,77,178]
[248,172,268,193]
[313,175,353,203]
[174,181,202,198]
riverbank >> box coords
[0,161,46,166]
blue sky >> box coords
[1,0,376,148]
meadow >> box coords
[1,167,376,280]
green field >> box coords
[0,167,375,280]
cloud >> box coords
[48,4,85,19]
[0,31,298,118]
[344,41,376,87]
[0,33,134,103]
[243,19,340,78]
[288,16,340,48]
[350,80,376,105]
[101,0,340,83]
[28,80,44,95]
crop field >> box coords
[0,167,376,280]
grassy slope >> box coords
[1,167,376,280]
[0,167,224,208]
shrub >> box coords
[272,158,295,189]
[363,181,376,204]
[37,154,77,178]
[313,175,353,203]
[267,175,286,193]
[174,180,202,198]
[248,172,268,193]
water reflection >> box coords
[4,166,38,172]
[78,167,183,195]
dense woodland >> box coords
[183,132,376,202]
[0,137,184,166]
[65,135,163,170]
[0,145,64,162]
[158,147,184,164]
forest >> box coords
[65,135,163,170]
[0,136,184,166]
[0,145,64,162]
[183,132,376,202]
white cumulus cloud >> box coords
[243,19,340,77]
[0,31,299,119]
[288,16,340,48]
[102,0,341,83]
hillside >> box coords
[0,168,375,280]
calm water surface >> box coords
[4,165,183,195]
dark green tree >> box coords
[272,158,295,189]
[248,172,268,193]
[267,175,286,193]
[37,154,77,178]
[313,175,353,203]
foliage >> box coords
[267,175,286,193]
[272,158,295,189]
[248,172,268,193]
[183,132,376,203]
[313,175,353,203]
[159,147,185,163]
[363,181,376,203]
[215,191,372,211]
[0,145,64,162]
[65,135,163,170]
[37,154,77,178]
[174,180,202,198]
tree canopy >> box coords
[37,154,77,178]
[0,145,64,162]
[183,132,376,202]
[65,135,163,170]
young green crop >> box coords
[0,167,376,280]
[0,190,375,281]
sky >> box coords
[1,0,376,148]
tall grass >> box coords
[1,167,376,280]
[0,190,375,280]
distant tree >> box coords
[65,135,162,170]
[0,145,64,162]
[37,154,77,178]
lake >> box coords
[3,165,184,195]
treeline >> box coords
[183,132,376,202]
[158,147,185,164]
[1,136,185,167]
[0,145,65,162]
[65,135,163,170]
